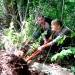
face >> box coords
[37,17,45,25]
[51,22,61,32]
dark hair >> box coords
[37,15,44,18]
[37,15,52,25]
[51,19,63,27]
[0,53,31,75]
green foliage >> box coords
[25,15,36,40]
[57,35,67,45]
[0,0,75,67]
[26,30,47,55]
[0,0,75,30]
[2,21,27,49]
[51,47,75,62]
[71,66,75,74]
[0,0,4,16]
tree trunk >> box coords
[3,0,28,31]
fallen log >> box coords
[25,49,43,61]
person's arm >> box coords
[38,27,71,50]
[25,35,63,61]
[43,37,48,44]
[33,25,44,40]
[38,35,64,50]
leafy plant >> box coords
[71,66,75,74]
[51,47,75,62]
[26,30,47,55]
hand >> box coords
[25,56,30,61]
[38,45,44,51]
[14,50,24,57]
[44,39,48,44]
[43,38,48,44]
